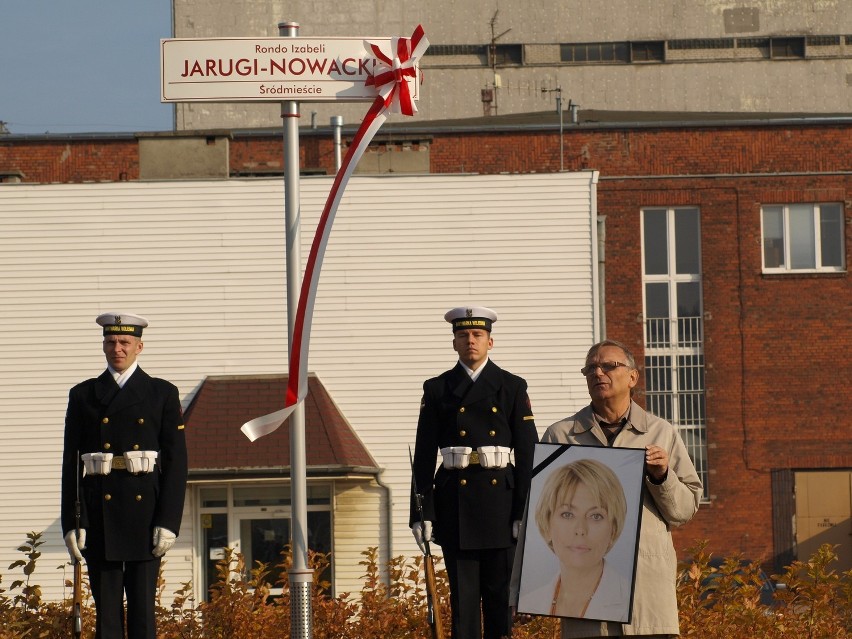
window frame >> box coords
[770,37,806,59]
[560,41,630,64]
[489,43,523,66]
[195,481,334,601]
[760,202,846,274]
[641,207,710,501]
[630,40,666,63]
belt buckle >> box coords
[111,456,127,470]
[469,451,480,465]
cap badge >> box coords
[466,308,473,317]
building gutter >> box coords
[238,114,852,138]
[4,114,851,143]
[598,170,852,180]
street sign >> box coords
[161,37,420,103]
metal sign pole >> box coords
[279,19,313,639]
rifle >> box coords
[72,452,83,639]
[409,447,446,639]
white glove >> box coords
[64,529,86,562]
[512,520,522,539]
[152,526,177,557]
[411,520,433,554]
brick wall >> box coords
[429,124,852,176]
[596,174,852,563]
[0,138,138,183]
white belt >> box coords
[440,446,511,470]
[81,451,158,476]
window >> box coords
[631,41,665,62]
[425,44,487,56]
[642,207,709,500]
[770,37,805,59]
[560,40,663,63]
[806,35,840,47]
[761,203,845,272]
[668,38,735,51]
[560,42,630,63]
[489,43,523,66]
[198,483,332,600]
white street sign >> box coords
[161,37,420,103]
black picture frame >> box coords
[516,443,645,623]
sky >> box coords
[0,1,173,135]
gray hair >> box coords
[586,339,636,370]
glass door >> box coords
[239,512,291,592]
[197,483,333,599]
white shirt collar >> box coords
[460,357,489,382]
[108,362,138,389]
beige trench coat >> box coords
[538,401,702,638]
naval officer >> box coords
[410,305,538,639]
[61,312,188,639]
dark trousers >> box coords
[442,545,513,639]
[86,556,161,639]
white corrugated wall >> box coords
[0,172,598,603]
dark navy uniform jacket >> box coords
[61,368,188,562]
[410,359,538,550]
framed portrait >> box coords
[516,443,645,623]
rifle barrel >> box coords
[409,446,445,639]
[73,560,83,638]
[72,451,83,638]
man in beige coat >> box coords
[540,339,702,638]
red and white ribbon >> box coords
[242,26,429,441]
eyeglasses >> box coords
[580,361,630,377]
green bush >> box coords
[1,533,849,638]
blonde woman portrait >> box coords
[520,457,633,622]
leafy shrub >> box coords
[1,534,849,638]
[677,540,852,639]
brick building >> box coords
[1,110,850,576]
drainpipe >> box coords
[597,215,607,340]
[373,470,394,583]
[589,170,604,341]
[330,116,344,172]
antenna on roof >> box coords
[487,11,512,116]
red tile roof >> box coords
[183,374,378,477]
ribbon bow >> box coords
[365,25,429,116]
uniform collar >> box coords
[108,361,139,389]
[459,356,489,382]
